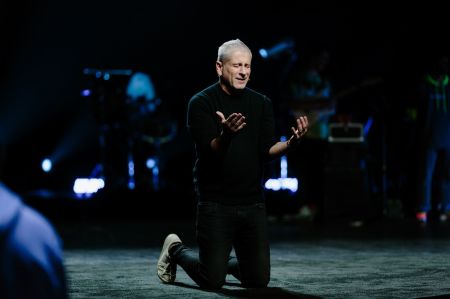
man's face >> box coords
[216,49,252,94]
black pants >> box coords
[172,201,270,289]
[418,147,450,213]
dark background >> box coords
[1,1,448,220]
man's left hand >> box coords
[287,116,309,146]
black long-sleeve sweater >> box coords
[187,82,277,205]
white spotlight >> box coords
[42,158,52,172]
[264,136,298,193]
[73,178,105,198]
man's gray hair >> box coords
[217,39,252,62]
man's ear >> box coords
[216,61,223,77]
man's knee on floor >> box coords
[201,278,225,290]
[241,273,270,288]
[199,272,226,290]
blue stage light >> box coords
[146,158,156,169]
[259,49,269,59]
[81,89,91,97]
[259,39,295,59]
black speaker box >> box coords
[322,143,374,221]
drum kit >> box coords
[82,68,176,192]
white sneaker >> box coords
[157,234,182,283]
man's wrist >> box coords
[286,140,293,150]
[220,129,233,143]
[287,138,300,149]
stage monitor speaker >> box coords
[328,123,364,143]
[323,167,373,220]
[322,141,374,221]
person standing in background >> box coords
[416,53,450,224]
[284,48,335,220]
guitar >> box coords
[288,77,383,121]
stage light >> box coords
[73,178,105,198]
[83,68,133,80]
[265,178,281,191]
[81,89,91,97]
[145,157,160,190]
[42,158,52,172]
[280,156,288,178]
[259,39,295,59]
[128,156,135,190]
[146,158,156,169]
[265,178,298,193]
[259,49,269,59]
[364,117,373,136]
[264,136,298,193]
[281,178,298,192]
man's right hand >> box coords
[216,111,246,136]
[210,111,246,152]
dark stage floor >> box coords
[19,188,450,298]
[55,215,450,299]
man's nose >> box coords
[239,66,248,75]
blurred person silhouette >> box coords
[125,71,176,191]
[156,39,309,289]
[416,52,450,224]
[287,49,334,137]
[126,71,160,117]
[284,48,335,219]
[0,141,68,299]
